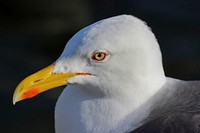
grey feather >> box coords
[130,78,200,133]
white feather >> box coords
[54,15,166,133]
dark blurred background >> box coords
[1,0,200,132]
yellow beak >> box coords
[13,64,77,105]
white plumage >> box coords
[54,15,166,133]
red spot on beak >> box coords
[23,88,40,99]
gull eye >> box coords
[91,51,108,62]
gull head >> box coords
[13,15,165,104]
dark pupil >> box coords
[97,53,102,58]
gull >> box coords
[13,15,200,133]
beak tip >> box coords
[12,94,20,105]
[12,99,16,105]
[12,97,17,105]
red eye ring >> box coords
[91,51,108,62]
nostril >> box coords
[33,78,44,83]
